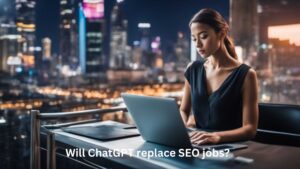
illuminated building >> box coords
[174,32,190,69]
[138,22,151,52]
[190,37,197,62]
[151,36,161,54]
[59,0,79,74]
[80,0,106,76]
[15,0,36,68]
[0,0,15,22]
[137,22,152,67]
[256,0,300,70]
[38,38,52,78]
[78,3,86,73]
[0,0,21,74]
[151,36,163,69]
[230,0,260,65]
[42,37,51,60]
[109,0,131,69]
[131,41,143,69]
[0,23,22,74]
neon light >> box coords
[79,4,86,73]
[83,0,104,19]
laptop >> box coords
[121,93,248,151]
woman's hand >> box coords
[189,131,221,145]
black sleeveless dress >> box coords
[184,60,250,130]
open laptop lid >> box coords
[121,93,192,148]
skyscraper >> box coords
[138,22,151,67]
[59,0,79,72]
[109,0,130,69]
[0,23,21,73]
[15,0,36,68]
[0,1,20,74]
[138,23,151,52]
[42,37,51,60]
[230,0,258,62]
[0,0,15,23]
[78,3,86,73]
[175,32,190,69]
[82,0,105,76]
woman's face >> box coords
[190,22,222,58]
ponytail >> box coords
[224,35,238,60]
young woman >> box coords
[180,9,259,145]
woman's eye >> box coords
[200,35,207,39]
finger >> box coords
[189,131,197,137]
[191,134,208,143]
[198,133,210,140]
[190,131,206,139]
[197,138,209,145]
[191,134,209,143]
[190,132,205,140]
[191,133,209,141]
[189,131,203,137]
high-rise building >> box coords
[138,23,151,52]
[15,0,36,68]
[0,0,15,23]
[137,23,151,67]
[230,0,258,62]
[78,3,86,73]
[109,0,130,69]
[42,37,51,60]
[59,0,79,72]
[81,0,105,76]
[175,32,190,69]
[0,23,22,73]
[0,1,20,74]
[132,41,143,69]
[151,36,163,69]
[190,37,197,62]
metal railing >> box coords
[30,106,127,169]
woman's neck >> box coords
[208,45,237,69]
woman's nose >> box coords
[196,40,202,48]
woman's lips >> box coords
[198,49,205,54]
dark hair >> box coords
[189,8,238,59]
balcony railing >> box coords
[30,106,127,169]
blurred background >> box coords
[0,0,300,168]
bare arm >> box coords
[180,79,192,126]
[216,68,259,142]
[190,69,259,144]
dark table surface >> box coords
[44,121,300,169]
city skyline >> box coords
[1,1,300,168]
[35,0,229,55]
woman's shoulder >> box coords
[186,59,206,70]
[239,62,256,75]
[241,66,258,88]
[244,68,257,80]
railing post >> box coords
[30,110,40,169]
[30,107,127,169]
[47,131,56,169]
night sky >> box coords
[35,0,229,55]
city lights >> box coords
[138,23,151,28]
[0,1,300,169]
[83,0,104,19]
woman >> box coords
[180,9,259,145]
